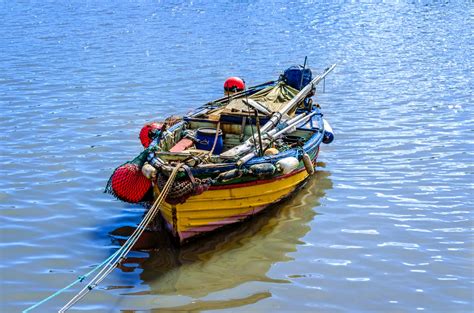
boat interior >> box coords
[156,82,321,163]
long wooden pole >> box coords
[221,64,336,159]
[260,64,336,133]
[236,111,319,165]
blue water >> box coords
[1,1,473,312]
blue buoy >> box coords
[196,128,224,154]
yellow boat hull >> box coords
[154,168,311,243]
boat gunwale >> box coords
[152,113,324,175]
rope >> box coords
[59,163,182,312]
[23,164,182,313]
[22,254,115,313]
[208,121,221,157]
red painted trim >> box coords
[170,138,194,152]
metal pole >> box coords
[299,56,308,90]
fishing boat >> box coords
[106,63,336,244]
[27,64,337,313]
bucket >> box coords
[195,128,224,154]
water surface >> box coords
[1,1,472,312]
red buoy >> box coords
[224,77,245,92]
[111,163,151,203]
[139,122,163,148]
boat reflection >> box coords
[110,168,332,302]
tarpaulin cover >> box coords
[223,82,298,114]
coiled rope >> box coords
[24,164,182,313]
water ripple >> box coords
[1,1,473,312]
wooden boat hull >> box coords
[106,65,336,244]
[155,157,316,244]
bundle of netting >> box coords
[105,149,152,203]
[139,122,163,148]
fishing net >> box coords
[156,173,211,205]
[104,116,188,204]
[105,149,152,203]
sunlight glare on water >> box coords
[0,1,472,312]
